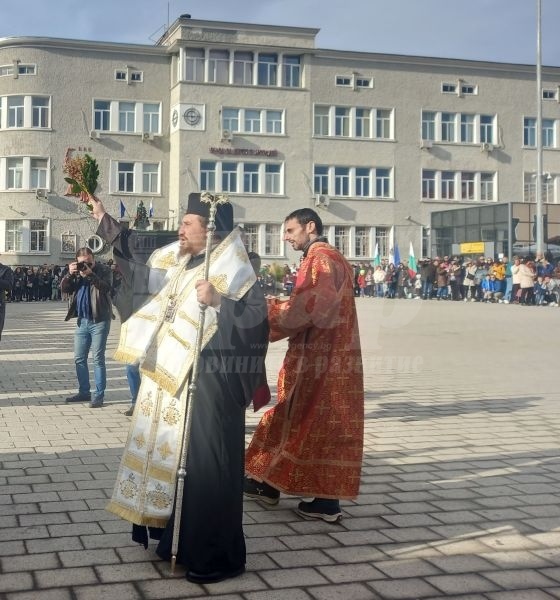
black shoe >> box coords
[186,565,245,584]
[89,398,104,408]
[65,393,91,403]
[124,406,135,416]
[296,498,342,523]
[243,477,280,505]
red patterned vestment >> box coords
[245,242,364,499]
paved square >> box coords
[1,298,560,599]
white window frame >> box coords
[112,161,160,194]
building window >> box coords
[422,170,436,199]
[7,158,23,189]
[244,109,261,133]
[422,111,436,140]
[221,162,238,192]
[461,172,475,200]
[257,53,278,86]
[186,48,205,82]
[143,103,160,133]
[376,109,392,139]
[441,171,456,200]
[375,168,391,198]
[543,118,555,148]
[336,75,352,86]
[200,161,216,191]
[31,159,48,188]
[543,89,557,100]
[334,226,350,255]
[117,162,134,192]
[461,83,477,95]
[265,224,281,255]
[355,77,372,88]
[265,164,281,194]
[355,167,370,197]
[314,105,330,136]
[265,110,283,134]
[355,108,371,137]
[283,55,301,87]
[241,224,259,253]
[441,112,456,142]
[130,71,143,82]
[334,167,350,196]
[0,64,35,77]
[460,114,475,143]
[30,219,47,252]
[7,96,24,128]
[233,51,253,85]
[118,102,135,132]
[222,108,239,133]
[94,100,110,131]
[222,107,284,135]
[480,173,495,202]
[31,97,49,128]
[524,117,536,147]
[142,164,159,193]
[208,49,229,84]
[375,227,389,259]
[115,161,159,194]
[480,115,494,144]
[314,165,329,195]
[441,82,457,94]
[335,107,351,137]
[355,226,371,257]
[243,163,259,193]
[115,70,127,81]
[5,220,23,251]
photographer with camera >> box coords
[61,247,113,408]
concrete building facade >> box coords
[0,16,559,266]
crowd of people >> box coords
[1,261,122,303]
[348,253,560,306]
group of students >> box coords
[351,253,560,305]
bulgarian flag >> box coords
[408,242,418,279]
[372,242,381,267]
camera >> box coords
[77,262,89,272]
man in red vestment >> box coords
[244,208,364,522]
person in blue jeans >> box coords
[61,247,113,408]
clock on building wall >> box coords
[183,107,201,126]
[171,109,179,128]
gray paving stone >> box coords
[72,583,142,600]
[483,568,558,589]
[368,577,440,599]
[426,573,500,595]
[5,590,73,600]
[259,567,328,588]
[317,562,385,583]
[244,590,313,600]
[35,567,99,587]
[307,583,378,600]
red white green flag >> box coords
[408,242,418,279]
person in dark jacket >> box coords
[0,260,14,340]
[61,247,113,408]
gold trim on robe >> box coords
[107,228,256,526]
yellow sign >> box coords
[459,242,485,254]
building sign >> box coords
[460,241,485,254]
[209,147,278,157]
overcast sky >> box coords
[1,0,559,66]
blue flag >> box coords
[149,199,154,218]
[119,200,126,218]
[394,243,401,266]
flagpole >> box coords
[535,0,544,255]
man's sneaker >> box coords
[89,398,104,408]
[296,498,342,523]
[243,477,280,505]
[124,406,135,417]
[65,393,91,403]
